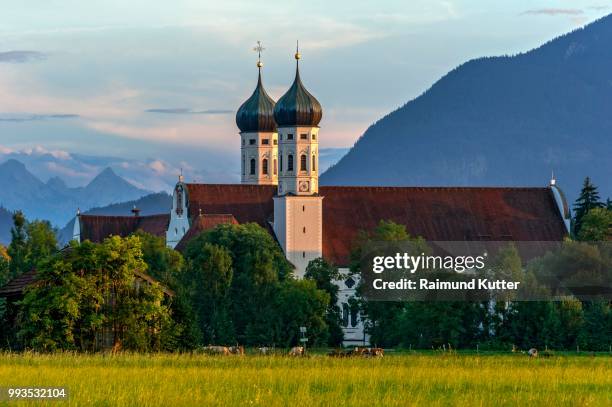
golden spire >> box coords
[294,40,301,60]
[253,41,265,68]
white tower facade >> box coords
[240,131,278,185]
[272,48,324,277]
[166,175,190,249]
[237,43,279,186]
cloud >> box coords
[0,50,46,63]
[521,9,584,16]
[0,144,73,160]
[589,6,609,11]
[145,108,233,114]
[0,113,79,122]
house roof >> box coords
[0,268,174,299]
[78,214,170,243]
[0,269,37,299]
[185,184,567,266]
[175,214,239,251]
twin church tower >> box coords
[235,43,323,273]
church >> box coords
[73,47,571,345]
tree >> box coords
[577,208,612,241]
[0,245,9,287]
[18,236,174,352]
[573,177,604,236]
[183,223,330,347]
[7,213,57,280]
[183,242,234,345]
[272,279,330,347]
[8,211,27,279]
[133,230,184,287]
[305,258,344,346]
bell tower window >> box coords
[287,155,294,172]
[312,154,316,172]
[273,159,277,175]
[250,159,256,175]
[175,185,184,216]
[300,154,307,172]
[262,158,268,175]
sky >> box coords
[0,0,610,190]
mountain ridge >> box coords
[0,159,151,226]
[321,14,612,202]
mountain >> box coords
[58,192,172,244]
[0,159,151,226]
[321,15,612,202]
[0,207,12,245]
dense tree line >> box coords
[353,178,611,351]
[0,218,335,351]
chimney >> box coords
[131,205,141,217]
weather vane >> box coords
[253,41,264,68]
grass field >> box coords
[0,352,610,406]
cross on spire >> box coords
[253,41,265,68]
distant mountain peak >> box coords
[0,158,27,171]
[46,176,67,190]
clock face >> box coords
[298,181,309,192]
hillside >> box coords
[0,207,12,245]
[321,15,612,202]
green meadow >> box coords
[0,352,610,406]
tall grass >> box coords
[0,352,610,406]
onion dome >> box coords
[236,65,277,133]
[274,49,322,127]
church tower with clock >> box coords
[272,45,324,276]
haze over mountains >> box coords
[321,14,612,202]
[0,159,150,227]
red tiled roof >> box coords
[186,184,276,227]
[185,184,567,266]
[175,214,239,251]
[79,214,169,243]
[319,186,567,265]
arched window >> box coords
[287,155,294,171]
[273,159,277,175]
[279,156,283,172]
[242,154,245,175]
[350,307,358,328]
[342,303,349,327]
[250,158,255,175]
[312,154,316,172]
[262,158,268,175]
[300,154,307,172]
